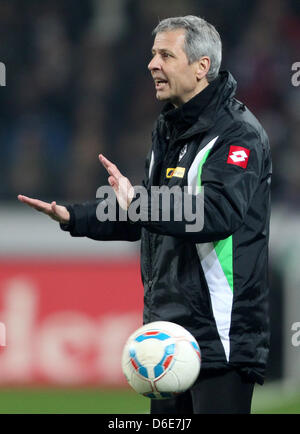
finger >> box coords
[99,154,122,179]
[107,163,122,179]
[18,195,51,212]
[99,154,110,170]
[18,194,34,203]
[18,195,41,205]
[99,154,115,172]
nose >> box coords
[148,55,161,71]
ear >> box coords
[195,56,210,81]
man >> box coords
[18,15,272,414]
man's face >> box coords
[148,29,201,107]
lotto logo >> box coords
[227,146,250,169]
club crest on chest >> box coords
[178,144,188,162]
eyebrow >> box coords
[151,48,175,56]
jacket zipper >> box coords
[146,232,154,322]
[147,233,153,291]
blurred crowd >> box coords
[0,0,299,205]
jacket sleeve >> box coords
[128,123,266,242]
[60,199,141,242]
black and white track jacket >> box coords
[62,71,272,384]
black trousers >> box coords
[150,369,255,414]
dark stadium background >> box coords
[0,0,299,413]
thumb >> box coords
[49,202,70,224]
[51,201,61,219]
[51,201,57,212]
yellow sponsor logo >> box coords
[166,168,175,178]
[166,167,186,179]
[173,167,186,178]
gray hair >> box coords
[152,16,222,82]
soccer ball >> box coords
[121,321,201,399]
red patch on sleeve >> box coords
[227,146,250,169]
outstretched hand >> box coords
[18,155,133,220]
[99,154,134,210]
[17,195,70,224]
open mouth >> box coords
[155,79,168,90]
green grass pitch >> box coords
[0,386,299,414]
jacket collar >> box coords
[163,75,221,129]
[158,70,237,139]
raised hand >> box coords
[17,195,70,224]
[99,154,134,210]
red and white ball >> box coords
[121,321,201,399]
